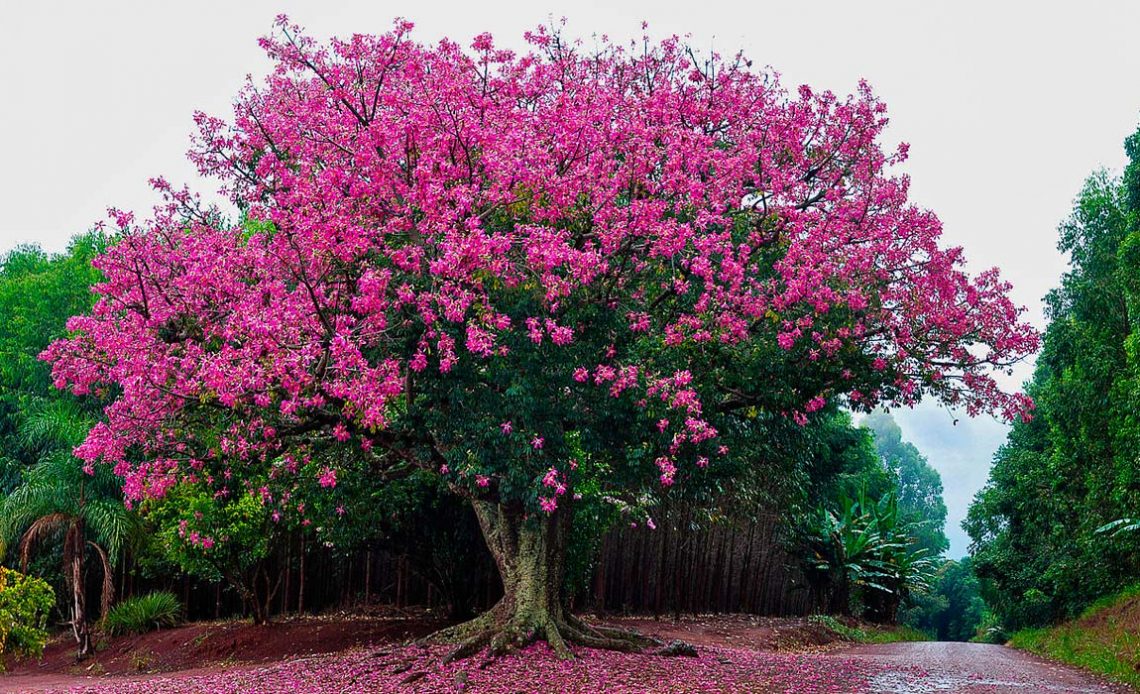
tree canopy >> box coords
[42,20,1037,657]
[863,411,949,556]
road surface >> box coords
[830,641,1131,693]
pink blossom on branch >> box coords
[42,18,1038,515]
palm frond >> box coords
[18,512,73,571]
[0,479,70,544]
[83,498,137,558]
[17,399,96,453]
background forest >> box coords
[966,128,1140,637]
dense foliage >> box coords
[0,235,104,494]
[0,567,54,665]
[900,558,986,641]
[799,489,935,622]
[0,236,134,658]
[967,126,1140,630]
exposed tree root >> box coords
[420,500,696,664]
[443,629,495,663]
[422,610,696,664]
[418,604,503,646]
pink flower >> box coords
[475,475,490,488]
[525,317,543,344]
[500,421,513,435]
[531,436,544,449]
[542,467,560,488]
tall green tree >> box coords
[0,233,105,487]
[967,145,1140,629]
[0,233,129,659]
[863,411,949,557]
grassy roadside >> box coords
[1008,585,1140,690]
[810,615,930,644]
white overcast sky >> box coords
[3,1,1139,557]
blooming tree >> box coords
[45,19,1038,658]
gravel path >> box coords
[830,641,1132,693]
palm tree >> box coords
[0,399,135,659]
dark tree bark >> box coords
[424,500,662,662]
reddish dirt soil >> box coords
[2,608,445,684]
[0,613,1126,693]
[598,614,848,651]
[0,611,840,692]
[1077,593,1140,632]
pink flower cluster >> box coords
[539,466,569,513]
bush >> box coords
[970,611,1008,644]
[809,614,929,644]
[0,567,55,665]
[103,592,182,636]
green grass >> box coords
[810,614,930,644]
[1009,584,1140,690]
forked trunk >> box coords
[423,500,663,662]
[68,523,91,659]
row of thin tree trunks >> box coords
[590,509,810,617]
[140,510,809,623]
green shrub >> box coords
[0,567,55,665]
[809,614,929,644]
[970,610,1008,644]
[103,591,182,636]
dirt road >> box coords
[830,641,1131,693]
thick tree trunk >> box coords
[424,500,661,662]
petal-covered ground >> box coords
[57,643,886,694]
[3,616,1125,693]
